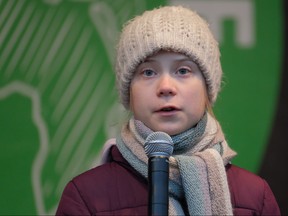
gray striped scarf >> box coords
[117,112,236,215]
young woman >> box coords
[56,6,280,215]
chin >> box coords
[158,128,182,136]
[150,123,185,136]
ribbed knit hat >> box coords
[115,5,222,109]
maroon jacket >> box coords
[56,146,280,215]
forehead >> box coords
[138,50,200,71]
[145,50,190,61]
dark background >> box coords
[259,1,288,214]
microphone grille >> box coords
[144,132,174,158]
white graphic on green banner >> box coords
[170,0,255,47]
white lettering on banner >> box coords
[169,0,255,48]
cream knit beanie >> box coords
[115,5,222,109]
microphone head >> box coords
[144,132,174,158]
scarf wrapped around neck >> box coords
[116,112,237,215]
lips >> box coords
[156,106,180,113]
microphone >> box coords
[144,132,174,216]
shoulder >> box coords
[72,157,144,195]
[57,160,147,215]
[226,164,265,209]
[227,164,265,190]
[72,145,146,190]
[65,146,148,214]
[227,164,280,215]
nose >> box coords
[156,74,177,97]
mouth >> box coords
[156,106,180,113]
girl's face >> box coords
[130,51,207,135]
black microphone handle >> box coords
[148,156,169,216]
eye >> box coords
[143,69,156,77]
[177,67,191,75]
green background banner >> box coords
[0,0,286,214]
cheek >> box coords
[129,88,136,112]
[189,83,207,110]
[130,92,144,122]
[129,85,142,113]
